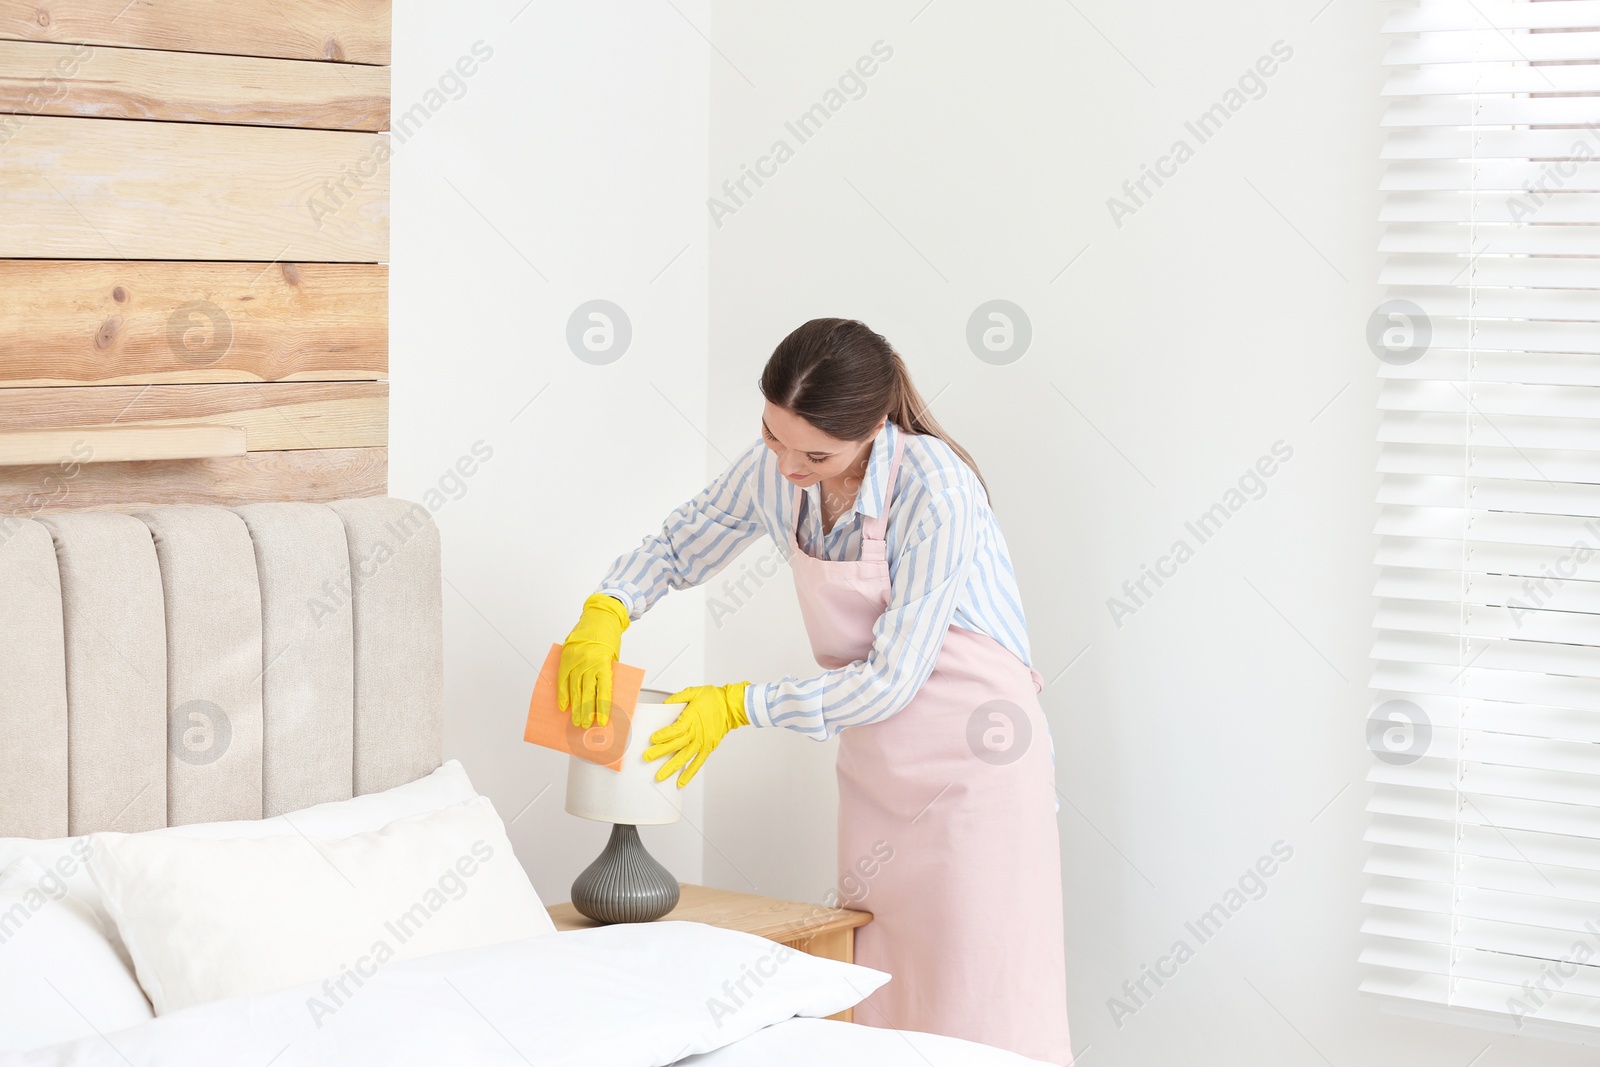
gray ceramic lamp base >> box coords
[571,823,681,924]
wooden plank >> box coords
[0,383,388,452]
[0,0,391,65]
[0,261,387,386]
[0,446,386,515]
[1,116,388,261]
[0,41,389,131]
[0,424,245,465]
[783,926,854,965]
[548,883,873,941]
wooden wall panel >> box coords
[0,1,392,65]
[0,383,387,452]
[0,424,245,465]
[0,41,389,131]
[1,116,388,262]
[0,448,387,515]
[0,261,387,386]
[0,3,392,510]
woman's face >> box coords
[761,402,877,489]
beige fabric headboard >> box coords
[0,496,442,839]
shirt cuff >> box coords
[744,682,775,729]
[595,587,636,620]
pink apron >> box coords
[787,432,1073,1066]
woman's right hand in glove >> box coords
[558,593,631,729]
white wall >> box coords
[390,0,711,907]
[702,3,1600,1066]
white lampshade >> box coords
[564,689,687,825]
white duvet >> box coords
[4,921,1054,1067]
[679,1018,1061,1066]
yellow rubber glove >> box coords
[558,594,631,729]
[642,683,750,789]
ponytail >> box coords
[761,318,989,498]
[885,351,989,497]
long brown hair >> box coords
[760,318,988,495]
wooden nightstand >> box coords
[547,882,874,1023]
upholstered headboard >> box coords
[0,496,442,839]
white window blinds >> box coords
[1364,0,1600,1042]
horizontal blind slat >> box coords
[1377,412,1600,450]
[1367,813,1600,867]
[1377,442,1600,480]
[1380,223,1600,256]
[1381,161,1600,194]
[1369,661,1600,711]
[1375,507,1600,547]
[1379,254,1600,287]
[1379,351,1600,386]
[1379,380,1600,418]
[1375,567,1600,614]
[1384,2,1600,33]
[1382,62,1600,94]
[1385,30,1600,63]
[1378,473,1600,518]
[1383,97,1600,127]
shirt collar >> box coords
[855,419,896,519]
[802,419,896,523]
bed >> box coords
[0,496,1057,1066]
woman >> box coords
[557,318,1072,1066]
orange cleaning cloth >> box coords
[523,642,646,771]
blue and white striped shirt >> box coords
[596,419,1034,741]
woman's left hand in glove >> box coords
[642,682,751,789]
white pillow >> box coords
[0,858,153,1053]
[0,922,893,1066]
[89,796,556,1015]
[0,759,480,969]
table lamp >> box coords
[564,687,688,923]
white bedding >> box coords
[681,1017,1056,1067]
[1,921,1050,1067]
[679,1017,1058,1066]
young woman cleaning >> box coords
[556,317,1072,1065]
